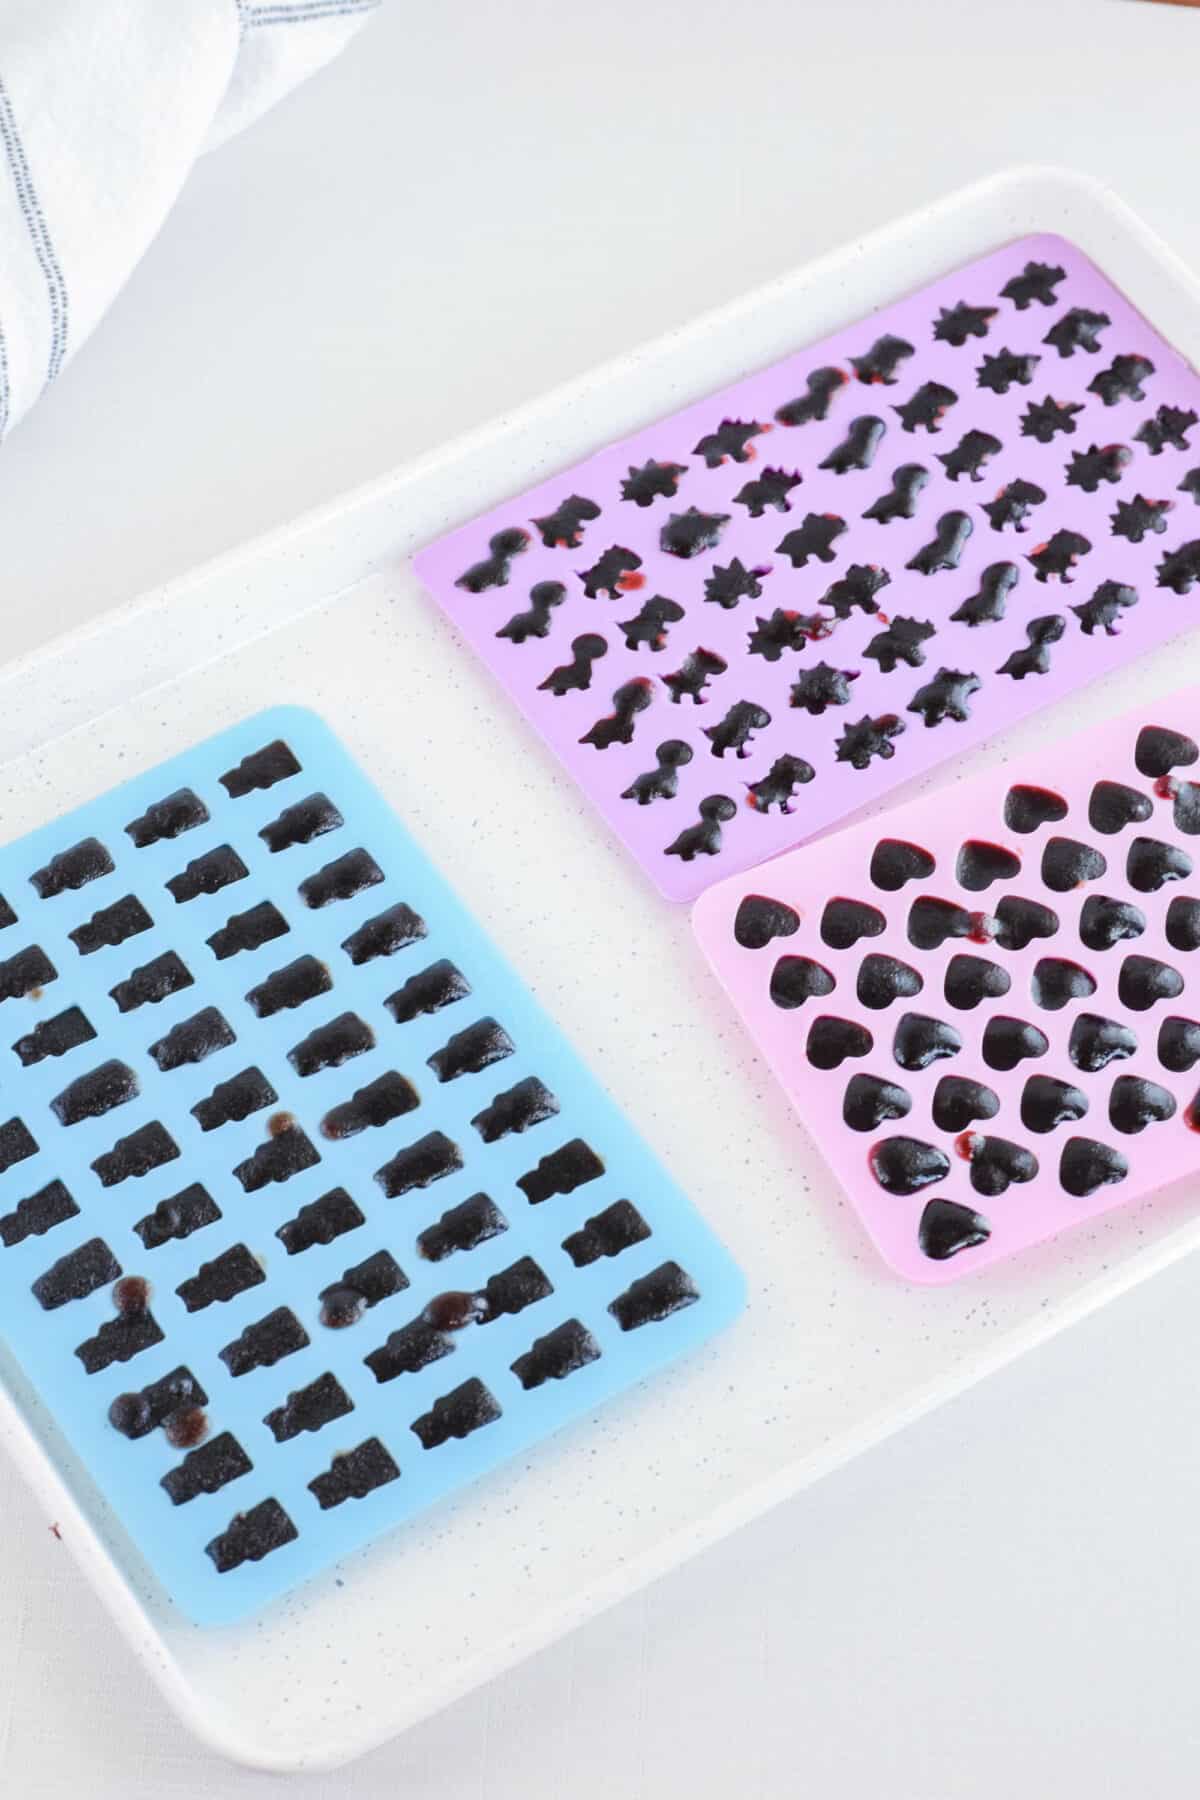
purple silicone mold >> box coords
[415,232,1200,901]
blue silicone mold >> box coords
[0,707,743,1624]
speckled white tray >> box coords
[6,167,1200,1772]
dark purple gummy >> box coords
[1030,958,1097,1011]
[931,1076,999,1132]
[1020,1074,1089,1134]
[981,1015,1048,1071]
[944,954,1010,1011]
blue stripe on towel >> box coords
[245,0,379,25]
[0,75,68,389]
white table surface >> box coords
[5,1,1200,1792]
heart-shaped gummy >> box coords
[1003,784,1068,835]
[868,1135,951,1195]
[1059,1135,1129,1198]
[1127,836,1193,893]
[931,1075,1000,1132]
[1134,723,1198,779]
[770,955,836,1009]
[1069,1012,1138,1072]
[992,894,1059,951]
[944,954,1011,1011]
[869,838,936,891]
[893,1011,963,1071]
[918,1197,991,1262]
[955,840,1021,892]
[857,953,923,1010]
[1041,836,1107,892]
[1166,896,1200,952]
[1109,1075,1177,1134]
[820,896,886,950]
[806,1015,873,1070]
[1087,779,1153,836]
[1117,953,1184,1011]
[842,1073,912,1131]
[1158,1015,1200,1072]
[734,893,800,950]
[1172,781,1200,836]
[1030,957,1097,1011]
[1020,1074,1090,1134]
[982,1015,1048,1071]
[1078,894,1146,952]
[907,896,973,950]
[957,1132,1039,1197]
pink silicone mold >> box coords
[693,691,1200,1282]
[414,232,1200,902]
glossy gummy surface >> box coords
[694,688,1200,1282]
[0,707,742,1623]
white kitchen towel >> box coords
[0,0,379,439]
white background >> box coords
[5,1,1200,1793]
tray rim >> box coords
[5,160,1200,1770]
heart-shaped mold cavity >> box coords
[1158,1015,1200,1072]
[1170,781,1200,836]
[1079,894,1146,952]
[918,1198,991,1262]
[1059,1136,1129,1198]
[982,1015,1048,1071]
[857,954,923,1010]
[1041,837,1107,892]
[806,1015,873,1070]
[842,1073,912,1132]
[1030,957,1097,1011]
[1165,896,1200,952]
[868,1136,951,1195]
[1126,836,1193,893]
[907,896,973,951]
[1069,1012,1137,1072]
[1007,788,1072,835]
[1087,780,1153,836]
[1109,1075,1177,1134]
[931,1075,1000,1131]
[928,1072,1007,1130]
[944,954,1011,1011]
[992,894,1059,951]
[869,839,935,892]
[1134,724,1199,779]
[820,896,886,950]
[893,1012,963,1071]
[769,956,836,1009]
[956,1132,1039,1197]
[1117,953,1184,1011]
[1003,785,1068,834]
[955,840,1021,892]
[733,894,800,950]
[1020,1074,1089,1134]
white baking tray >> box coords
[4,165,1200,1772]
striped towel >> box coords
[0,0,379,439]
